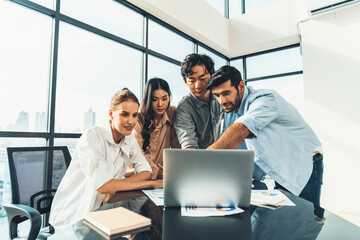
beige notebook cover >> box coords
[84,207,151,236]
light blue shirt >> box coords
[223,86,321,195]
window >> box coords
[31,0,55,10]
[230,59,244,78]
[0,1,52,132]
[54,138,78,156]
[148,20,193,62]
[60,0,143,45]
[247,75,304,113]
[231,46,303,113]
[56,22,143,133]
[229,0,243,18]
[148,56,188,107]
[246,47,302,79]
[198,46,227,71]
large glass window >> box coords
[148,56,188,107]
[56,22,142,133]
[247,75,304,113]
[230,59,244,78]
[229,0,243,18]
[60,0,143,45]
[0,1,52,132]
[31,0,55,10]
[54,138,78,155]
[246,47,302,79]
[232,46,304,113]
[198,46,227,71]
[148,20,193,62]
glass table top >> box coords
[48,190,360,240]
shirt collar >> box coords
[159,109,171,126]
[189,92,208,108]
[237,85,249,115]
[209,93,219,109]
[105,124,131,157]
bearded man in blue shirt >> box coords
[207,65,324,220]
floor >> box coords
[329,210,360,227]
[317,211,360,239]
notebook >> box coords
[83,207,151,239]
[163,149,254,208]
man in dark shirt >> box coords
[174,53,222,149]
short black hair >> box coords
[181,53,215,79]
[206,65,242,90]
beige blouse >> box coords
[134,105,180,179]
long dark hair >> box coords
[139,78,172,154]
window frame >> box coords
[0,0,228,146]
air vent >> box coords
[309,0,359,15]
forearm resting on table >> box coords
[208,122,250,149]
[97,171,161,194]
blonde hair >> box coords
[110,88,139,111]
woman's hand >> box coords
[152,179,163,189]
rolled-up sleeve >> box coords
[174,106,198,149]
[235,93,279,137]
[77,129,113,191]
[129,140,152,174]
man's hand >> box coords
[103,193,115,204]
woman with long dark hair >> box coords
[134,78,180,179]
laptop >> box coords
[163,149,254,208]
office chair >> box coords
[4,146,71,240]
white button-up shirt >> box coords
[49,126,152,230]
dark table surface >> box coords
[49,190,360,240]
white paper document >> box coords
[251,190,295,208]
[181,206,244,217]
[142,189,164,206]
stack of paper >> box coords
[83,207,151,239]
[251,190,295,209]
[142,189,164,206]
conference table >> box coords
[49,189,360,240]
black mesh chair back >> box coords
[6,146,71,228]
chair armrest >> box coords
[3,203,41,240]
[30,189,57,214]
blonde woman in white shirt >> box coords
[49,88,162,231]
